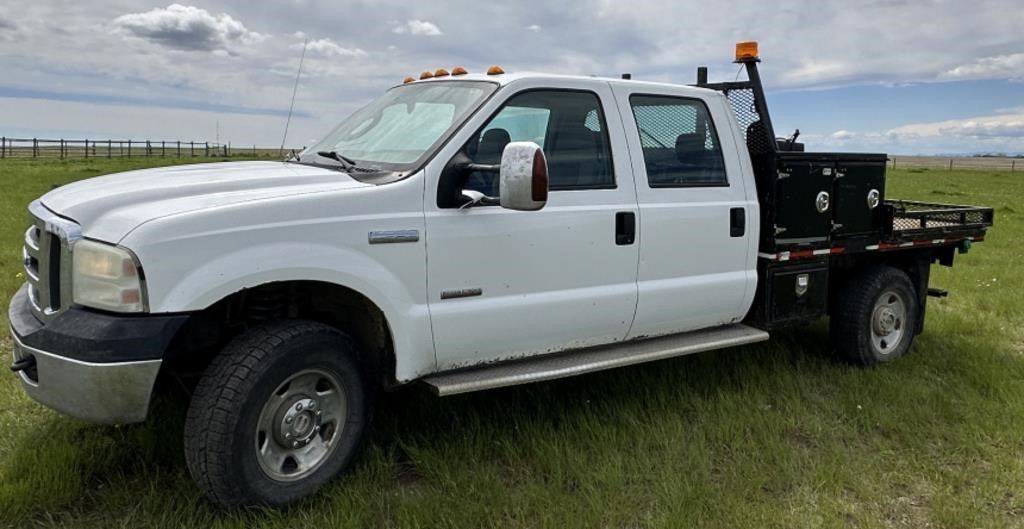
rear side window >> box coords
[629,95,728,187]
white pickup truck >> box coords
[8,44,991,508]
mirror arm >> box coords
[458,162,499,173]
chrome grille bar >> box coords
[24,200,82,321]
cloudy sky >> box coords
[0,0,1021,154]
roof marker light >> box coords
[451,66,468,75]
[486,65,505,75]
[434,68,450,77]
[403,76,415,84]
[419,70,434,80]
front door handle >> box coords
[615,212,636,245]
[730,207,745,237]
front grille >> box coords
[23,200,81,320]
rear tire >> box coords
[831,266,918,365]
[184,320,370,509]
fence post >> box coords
[33,138,38,158]
[177,141,181,157]
[162,141,166,157]
[128,140,132,158]
[190,141,194,157]
[84,140,88,159]
[107,139,112,158]
[253,144,256,156]
[1012,159,1016,172]
[205,142,209,157]
[949,158,953,171]
[1,136,4,159]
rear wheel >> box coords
[184,320,370,509]
[831,266,918,365]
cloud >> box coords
[112,4,265,52]
[942,53,1024,81]
[892,114,1024,139]
[806,112,1024,154]
[0,16,16,30]
[391,19,442,36]
[526,24,542,32]
[299,38,367,58]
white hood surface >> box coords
[40,161,372,242]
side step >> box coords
[423,324,769,396]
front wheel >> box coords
[184,320,370,509]
[831,266,919,365]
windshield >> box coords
[301,81,497,171]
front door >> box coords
[425,82,640,370]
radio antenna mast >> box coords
[280,38,308,155]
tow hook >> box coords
[10,356,36,373]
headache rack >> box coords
[694,44,993,254]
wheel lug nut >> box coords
[316,410,322,416]
[296,403,304,411]
[292,441,299,448]
[285,417,293,424]
[285,433,292,439]
[309,401,316,409]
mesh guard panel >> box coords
[724,88,773,155]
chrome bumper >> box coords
[10,327,161,424]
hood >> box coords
[40,161,372,242]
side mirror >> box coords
[499,142,548,211]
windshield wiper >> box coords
[316,151,358,170]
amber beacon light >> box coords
[734,41,759,62]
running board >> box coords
[423,324,769,396]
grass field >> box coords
[0,158,1021,528]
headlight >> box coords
[72,240,146,312]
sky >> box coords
[0,0,1021,155]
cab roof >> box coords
[394,71,721,96]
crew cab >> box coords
[7,43,993,508]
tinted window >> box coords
[465,91,614,196]
[629,95,727,187]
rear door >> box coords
[611,85,758,339]
[424,80,640,370]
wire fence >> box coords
[1,137,1019,171]
[0,137,290,159]
[888,156,1020,172]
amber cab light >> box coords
[735,41,759,62]
[451,66,468,75]
[487,65,505,75]
[419,70,434,80]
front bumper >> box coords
[8,284,188,424]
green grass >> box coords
[1,159,1022,528]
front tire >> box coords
[831,266,919,365]
[184,320,370,509]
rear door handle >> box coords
[730,207,745,237]
[615,212,636,245]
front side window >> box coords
[629,95,728,187]
[301,81,497,171]
[463,90,615,196]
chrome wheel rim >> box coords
[255,368,346,482]
[870,290,907,355]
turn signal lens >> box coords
[735,41,759,61]
[451,66,468,75]
[486,65,505,75]
[419,70,434,80]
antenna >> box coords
[280,38,308,155]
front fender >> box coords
[125,233,433,382]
